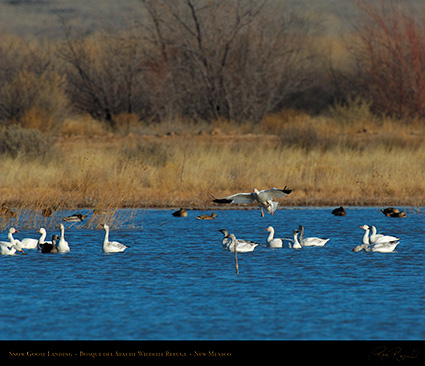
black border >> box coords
[2,340,425,364]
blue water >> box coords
[1,207,425,340]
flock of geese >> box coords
[0,223,128,255]
[0,187,405,256]
[218,224,400,254]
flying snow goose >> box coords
[57,224,70,253]
[298,225,330,247]
[226,233,259,253]
[369,225,400,244]
[213,187,292,217]
[0,228,25,255]
[102,224,129,253]
[352,241,399,253]
[40,235,60,254]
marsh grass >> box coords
[1,110,425,220]
[0,205,139,231]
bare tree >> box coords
[141,0,318,122]
[354,0,425,118]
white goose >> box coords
[213,187,292,217]
[369,225,400,244]
[265,226,285,248]
[0,228,25,255]
[102,224,128,253]
[352,241,399,253]
[17,228,47,249]
[360,225,399,245]
[360,224,371,245]
[57,224,70,253]
[36,228,51,251]
[219,229,258,248]
[292,229,302,249]
[298,225,330,247]
[226,233,259,253]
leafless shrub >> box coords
[0,70,69,131]
[353,0,425,118]
[0,125,56,161]
[59,28,151,127]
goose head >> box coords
[228,233,237,241]
[352,244,367,252]
[219,229,229,236]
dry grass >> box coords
[1,110,425,219]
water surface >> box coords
[1,207,424,340]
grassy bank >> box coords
[1,109,425,212]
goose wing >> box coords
[257,187,292,201]
[213,192,256,204]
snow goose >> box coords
[36,228,51,251]
[197,212,217,220]
[213,187,292,217]
[226,233,259,253]
[219,229,259,248]
[57,224,70,253]
[352,241,399,253]
[18,233,39,249]
[219,229,231,247]
[0,228,25,255]
[40,235,60,254]
[360,224,371,245]
[18,227,49,249]
[298,225,330,247]
[172,208,188,217]
[102,224,128,253]
[369,225,400,244]
[265,226,284,248]
[292,229,302,249]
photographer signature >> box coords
[369,346,419,362]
